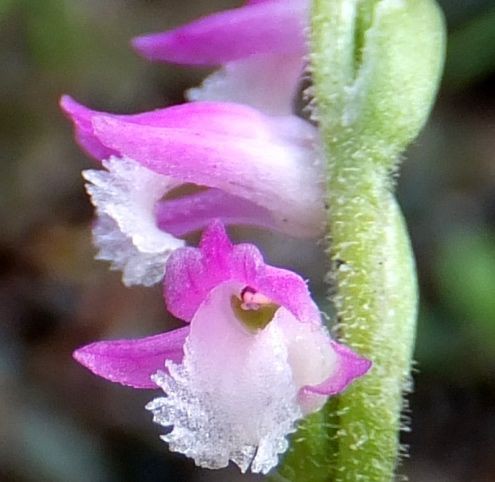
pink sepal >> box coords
[303,341,372,396]
[164,220,320,324]
[60,96,273,161]
[132,1,307,66]
[73,326,189,388]
[60,95,117,161]
[155,188,276,237]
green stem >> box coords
[313,1,443,480]
[273,1,445,481]
[325,161,417,481]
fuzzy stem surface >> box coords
[274,1,445,481]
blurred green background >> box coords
[1,1,495,481]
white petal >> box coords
[274,309,337,414]
[147,282,302,474]
[83,156,184,286]
[187,54,303,116]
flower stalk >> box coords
[276,1,445,481]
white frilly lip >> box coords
[146,281,336,474]
[83,156,184,286]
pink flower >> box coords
[61,95,324,286]
[132,0,309,115]
[74,222,371,473]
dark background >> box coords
[1,1,495,481]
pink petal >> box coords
[131,1,308,66]
[303,341,372,397]
[164,221,320,324]
[60,96,274,161]
[60,95,117,161]
[91,113,323,238]
[73,326,189,388]
[255,265,322,324]
[155,189,277,237]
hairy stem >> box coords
[312,0,443,480]
[273,1,444,481]
[324,161,417,481]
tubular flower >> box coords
[60,95,324,286]
[73,222,371,474]
[132,0,309,115]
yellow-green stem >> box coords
[273,1,445,481]
[324,161,417,481]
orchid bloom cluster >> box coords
[61,0,322,288]
[64,0,371,475]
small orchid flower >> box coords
[132,0,309,115]
[60,95,324,286]
[73,221,371,474]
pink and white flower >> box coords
[132,0,309,115]
[74,222,371,474]
[61,0,321,287]
[61,96,324,286]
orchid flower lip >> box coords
[81,156,185,287]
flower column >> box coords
[277,1,445,481]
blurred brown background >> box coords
[1,1,495,481]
